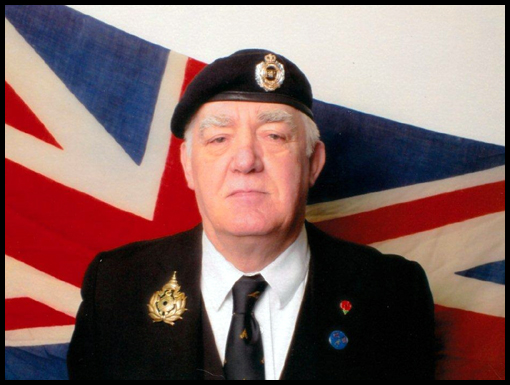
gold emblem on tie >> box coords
[247,291,261,299]
[240,329,249,340]
[255,53,285,92]
[148,271,187,326]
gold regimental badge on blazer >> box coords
[148,271,187,326]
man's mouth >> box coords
[228,190,267,198]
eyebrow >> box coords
[197,109,298,137]
[257,109,297,132]
[198,114,234,137]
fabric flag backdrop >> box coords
[5,5,505,380]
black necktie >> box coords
[224,274,268,380]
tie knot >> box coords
[232,274,268,314]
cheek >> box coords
[191,156,226,196]
[270,157,309,201]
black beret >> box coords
[170,49,314,139]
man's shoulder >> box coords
[96,224,202,265]
[305,222,428,292]
[303,223,434,381]
[83,225,203,289]
[306,221,415,267]
[80,224,203,302]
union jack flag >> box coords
[5,5,505,380]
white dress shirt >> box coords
[201,226,310,380]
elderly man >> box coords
[67,49,435,380]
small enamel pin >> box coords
[148,271,187,326]
[340,300,352,315]
[329,330,349,350]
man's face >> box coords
[180,101,325,238]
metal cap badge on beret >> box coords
[170,49,314,139]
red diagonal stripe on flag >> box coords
[5,205,96,287]
[5,81,62,149]
[314,181,505,245]
[5,298,75,331]
[5,154,200,286]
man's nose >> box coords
[230,135,264,174]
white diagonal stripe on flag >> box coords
[371,212,505,317]
[5,325,75,347]
[306,166,505,222]
[5,18,187,220]
[5,255,81,318]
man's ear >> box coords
[309,141,326,188]
[180,141,195,191]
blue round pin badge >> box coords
[329,330,349,350]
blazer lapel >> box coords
[200,299,225,380]
[144,225,207,380]
[279,259,321,380]
[149,224,224,380]
[280,222,357,380]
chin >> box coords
[222,215,278,237]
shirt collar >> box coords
[201,225,310,312]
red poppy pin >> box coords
[340,300,352,315]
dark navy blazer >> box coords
[67,222,435,380]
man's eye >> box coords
[268,134,284,141]
[210,137,227,144]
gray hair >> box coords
[183,110,320,158]
[303,115,321,158]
